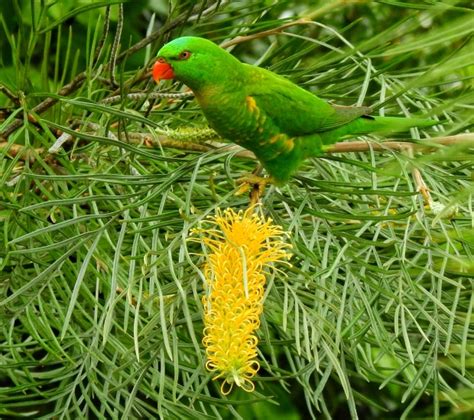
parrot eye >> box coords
[178,51,191,60]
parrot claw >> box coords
[235,174,273,205]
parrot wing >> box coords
[244,64,371,136]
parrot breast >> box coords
[195,87,296,163]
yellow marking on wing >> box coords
[269,134,283,144]
[284,138,295,152]
[246,96,257,112]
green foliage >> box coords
[1,0,473,418]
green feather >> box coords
[156,37,436,184]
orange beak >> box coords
[152,60,175,82]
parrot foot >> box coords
[235,174,273,205]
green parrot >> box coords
[152,36,435,185]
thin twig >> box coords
[0,142,44,159]
[93,6,110,64]
[0,85,21,106]
[220,18,312,48]
[407,146,433,207]
[324,134,474,153]
[304,0,366,20]
[219,0,365,49]
[109,3,124,87]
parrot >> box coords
[152,36,435,186]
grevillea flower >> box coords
[192,207,291,394]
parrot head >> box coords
[152,36,241,91]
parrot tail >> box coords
[320,115,437,146]
[350,115,438,135]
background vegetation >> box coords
[1,0,473,418]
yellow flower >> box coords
[192,207,291,394]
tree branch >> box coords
[119,132,474,158]
[324,134,474,153]
[156,133,474,158]
[3,132,472,164]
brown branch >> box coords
[0,85,20,106]
[0,142,44,160]
[5,124,472,163]
[109,3,124,87]
[324,134,474,153]
[190,134,474,159]
[126,132,474,159]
